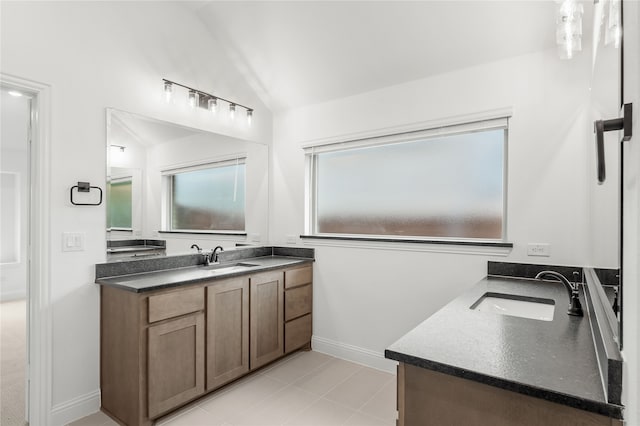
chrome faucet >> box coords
[212,246,224,263]
[535,270,583,316]
[192,244,214,266]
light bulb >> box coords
[188,90,198,109]
[163,81,172,103]
[208,97,218,114]
[247,109,253,126]
[229,104,236,120]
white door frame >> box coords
[1,72,53,426]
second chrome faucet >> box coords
[535,270,583,316]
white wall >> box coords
[621,0,640,423]
[0,2,272,424]
[272,47,615,369]
[0,91,30,301]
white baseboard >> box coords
[311,336,398,374]
[51,389,100,426]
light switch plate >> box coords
[62,232,85,252]
[527,243,550,257]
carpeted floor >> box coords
[1,299,27,426]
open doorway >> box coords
[1,85,32,425]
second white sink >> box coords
[473,293,555,321]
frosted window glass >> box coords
[108,180,132,229]
[314,129,504,240]
[171,163,245,231]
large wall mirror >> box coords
[106,108,269,256]
[589,0,623,348]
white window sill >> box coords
[299,235,513,256]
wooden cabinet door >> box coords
[147,313,205,418]
[206,277,249,391]
[250,270,284,369]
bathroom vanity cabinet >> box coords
[397,363,623,426]
[100,263,313,426]
[387,274,624,426]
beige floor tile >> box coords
[358,379,396,423]
[283,397,356,426]
[66,410,116,426]
[256,351,302,375]
[162,406,226,426]
[199,374,288,423]
[263,351,333,384]
[292,358,361,396]
[343,411,393,426]
[324,367,393,410]
[233,384,320,426]
[71,352,394,426]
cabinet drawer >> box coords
[148,287,204,323]
[285,284,312,321]
[284,266,312,289]
[285,314,312,353]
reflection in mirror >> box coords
[106,109,268,258]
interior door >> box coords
[621,0,639,423]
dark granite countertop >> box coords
[95,255,313,293]
[385,276,623,419]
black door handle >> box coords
[594,103,633,184]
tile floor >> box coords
[68,351,396,426]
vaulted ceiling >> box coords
[189,1,578,111]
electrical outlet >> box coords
[286,234,298,244]
[527,243,550,257]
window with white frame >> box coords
[304,117,508,242]
[161,158,246,233]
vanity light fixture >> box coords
[556,0,584,59]
[162,79,254,126]
[604,0,621,48]
[208,97,218,114]
[188,89,198,109]
[163,81,173,103]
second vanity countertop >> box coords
[385,276,623,419]
[96,248,314,293]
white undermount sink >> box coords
[200,262,258,275]
[472,293,555,321]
